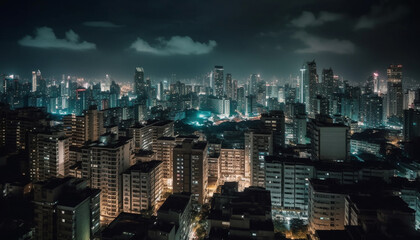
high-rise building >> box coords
[313,95,329,116]
[245,129,273,187]
[232,79,238,100]
[214,66,224,98]
[219,148,245,183]
[387,64,403,118]
[155,193,193,240]
[2,107,49,151]
[81,133,134,223]
[32,70,41,92]
[29,130,70,181]
[306,60,319,114]
[261,110,285,150]
[172,139,208,204]
[122,160,163,214]
[308,117,350,162]
[265,156,314,215]
[225,73,233,99]
[404,89,416,110]
[308,179,347,233]
[153,136,176,190]
[364,94,383,128]
[293,114,308,144]
[301,60,318,116]
[403,109,420,142]
[157,81,163,100]
[33,177,101,240]
[299,67,308,105]
[63,106,105,147]
[129,120,174,151]
[208,184,274,240]
[321,68,334,97]
[366,72,379,94]
[248,74,259,96]
[134,67,145,98]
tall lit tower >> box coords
[214,66,224,98]
[248,74,259,96]
[322,68,334,97]
[134,67,145,97]
[386,64,403,118]
[226,73,233,99]
[373,72,379,93]
[32,70,41,92]
[299,67,306,104]
[307,60,318,116]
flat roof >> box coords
[124,160,162,174]
[158,193,191,214]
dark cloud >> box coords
[355,3,409,30]
[293,31,355,54]
[18,27,96,50]
[83,21,124,28]
[290,11,344,28]
[130,36,217,55]
[0,0,418,82]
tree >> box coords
[289,219,307,239]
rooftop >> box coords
[124,160,162,174]
[158,193,191,214]
[101,212,153,239]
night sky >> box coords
[0,0,418,83]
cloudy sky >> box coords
[0,0,418,83]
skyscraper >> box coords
[157,81,163,100]
[32,70,41,92]
[299,67,307,105]
[261,110,285,150]
[308,117,350,162]
[122,160,163,214]
[232,79,238,100]
[245,129,273,187]
[33,177,101,240]
[29,130,70,181]
[248,73,259,96]
[302,60,318,116]
[387,64,403,118]
[134,67,145,98]
[214,65,224,98]
[364,94,383,128]
[81,134,134,224]
[403,109,420,142]
[321,68,334,97]
[373,72,379,93]
[225,73,233,99]
[172,139,208,204]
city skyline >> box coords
[2,1,420,240]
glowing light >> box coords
[373,72,379,77]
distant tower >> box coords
[386,64,403,118]
[214,66,224,98]
[300,61,317,115]
[32,70,41,92]
[157,81,163,100]
[225,73,233,99]
[373,72,379,93]
[306,60,318,116]
[321,68,334,97]
[248,74,258,96]
[299,67,306,104]
[134,67,145,97]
